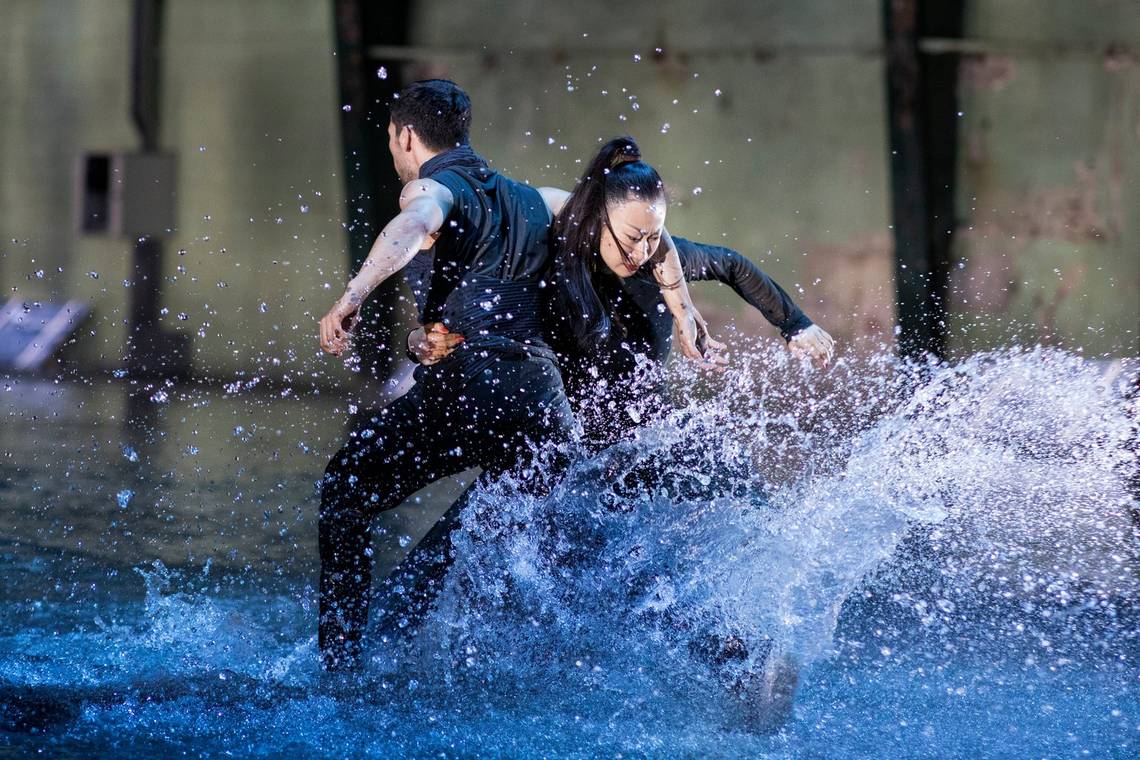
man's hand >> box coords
[318,298,360,356]
[673,306,728,370]
[408,322,464,365]
[788,324,835,367]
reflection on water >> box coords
[0,377,466,579]
[1,345,1137,757]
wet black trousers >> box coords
[318,351,575,670]
[360,400,645,648]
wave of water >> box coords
[2,344,1137,756]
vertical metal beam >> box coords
[331,0,410,380]
[128,0,188,378]
[884,0,963,361]
[919,0,965,358]
[131,0,163,152]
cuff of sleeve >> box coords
[780,315,814,343]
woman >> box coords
[545,136,833,448]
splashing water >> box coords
[1,344,1136,756]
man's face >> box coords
[388,121,417,183]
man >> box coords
[316,79,707,670]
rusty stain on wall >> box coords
[960,55,1017,93]
[954,163,1111,316]
[801,234,895,339]
[690,234,894,346]
[1032,262,1086,339]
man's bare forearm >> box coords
[339,213,432,308]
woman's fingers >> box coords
[673,316,703,360]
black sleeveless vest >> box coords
[412,146,553,353]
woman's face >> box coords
[599,195,666,277]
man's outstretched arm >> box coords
[319,179,452,355]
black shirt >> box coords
[549,236,813,444]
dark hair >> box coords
[551,136,666,351]
[389,79,472,152]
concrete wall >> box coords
[2,0,1137,382]
[952,0,1140,357]
[0,0,353,380]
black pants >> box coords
[318,350,575,669]
[361,391,643,646]
[369,392,767,638]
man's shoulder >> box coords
[398,177,454,211]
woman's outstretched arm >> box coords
[672,236,834,364]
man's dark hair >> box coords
[389,79,471,152]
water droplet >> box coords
[122,445,139,462]
[398,535,412,548]
[116,490,133,509]
[692,187,703,196]
[259,302,268,313]
[377,66,388,80]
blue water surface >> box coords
[1,346,1137,758]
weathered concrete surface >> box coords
[950,0,1140,357]
[0,0,354,382]
[1,0,1137,380]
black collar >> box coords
[418,144,489,179]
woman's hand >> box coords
[408,322,464,365]
[673,306,728,370]
[318,298,360,356]
[787,324,835,367]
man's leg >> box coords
[371,353,580,639]
[318,390,473,670]
[370,478,482,638]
